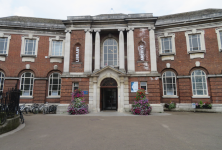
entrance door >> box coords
[102,88,117,110]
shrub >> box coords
[196,101,212,109]
[164,101,176,110]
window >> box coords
[25,39,36,55]
[158,33,176,61]
[0,72,5,93]
[185,29,206,59]
[21,35,39,58]
[48,73,61,96]
[191,70,208,96]
[51,41,63,56]
[162,71,177,96]
[161,37,172,53]
[73,83,79,92]
[20,72,34,97]
[0,33,11,61]
[103,38,118,66]
[215,28,222,51]
[189,34,201,51]
[220,31,222,47]
[140,82,147,93]
[0,38,8,54]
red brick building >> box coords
[0,9,222,113]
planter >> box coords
[131,107,152,115]
[196,105,212,109]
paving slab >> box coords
[0,112,222,150]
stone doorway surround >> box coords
[88,66,129,113]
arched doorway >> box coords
[100,78,118,111]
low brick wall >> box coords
[0,115,20,135]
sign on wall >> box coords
[83,91,88,95]
[76,47,79,62]
[131,82,138,92]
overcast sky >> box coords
[0,0,221,20]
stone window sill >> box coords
[20,96,33,99]
[192,96,210,98]
[46,96,61,99]
[162,95,179,98]
[188,50,206,54]
[137,61,148,63]
[159,53,175,56]
[72,62,82,64]
[49,56,64,58]
[21,54,37,57]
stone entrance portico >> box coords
[88,66,129,112]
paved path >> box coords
[0,112,222,150]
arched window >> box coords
[162,71,177,96]
[20,72,34,96]
[0,72,5,93]
[103,38,118,66]
[191,70,208,96]
[48,73,61,96]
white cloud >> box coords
[0,0,222,19]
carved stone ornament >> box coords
[26,64,30,69]
[195,61,200,67]
[166,63,170,68]
[54,65,58,70]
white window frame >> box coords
[0,33,11,61]
[158,32,176,55]
[48,73,61,97]
[20,72,34,98]
[21,34,39,57]
[0,71,5,93]
[191,70,210,98]
[215,28,222,52]
[72,82,79,92]
[140,82,148,94]
[185,29,206,54]
[103,38,118,67]
[162,71,178,98]
[49,36,65,57]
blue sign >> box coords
[131,82,138,92]
[83,91,88,95]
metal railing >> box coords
[0,84,21,125]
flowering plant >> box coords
[195,100,212,109]
[67,89,88,115]
[135,88,146,101]
[164,101,176,110]
[131,89,152,115]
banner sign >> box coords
[76,47,79,62]
[131,82,138,92]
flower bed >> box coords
[67,89,88,115]
[195,101,212,109]
[131,89,152,115]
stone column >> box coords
[127,28,135,73]
[149,27,157,72]
[94,29,101,71]
[118,28,125,71]
[84,29,92,73]
[93,77,97,112]
[119,77,125,112]
[63,29,71,74]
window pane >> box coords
[197,90,203,95]
[0,38,7,54]
[104,46,107,53]
[141,82,146,86]
[53,73,59,78]
[25,39,36,55]
[220,31,222,46]
[25,72,31,77]
[195,76,202,82]
[53,79,58,84]
[166,78,172,83]
[25,79,30,84]
[52,41,62,56]
[141,86,146,90]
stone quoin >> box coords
[1,8,222,113]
